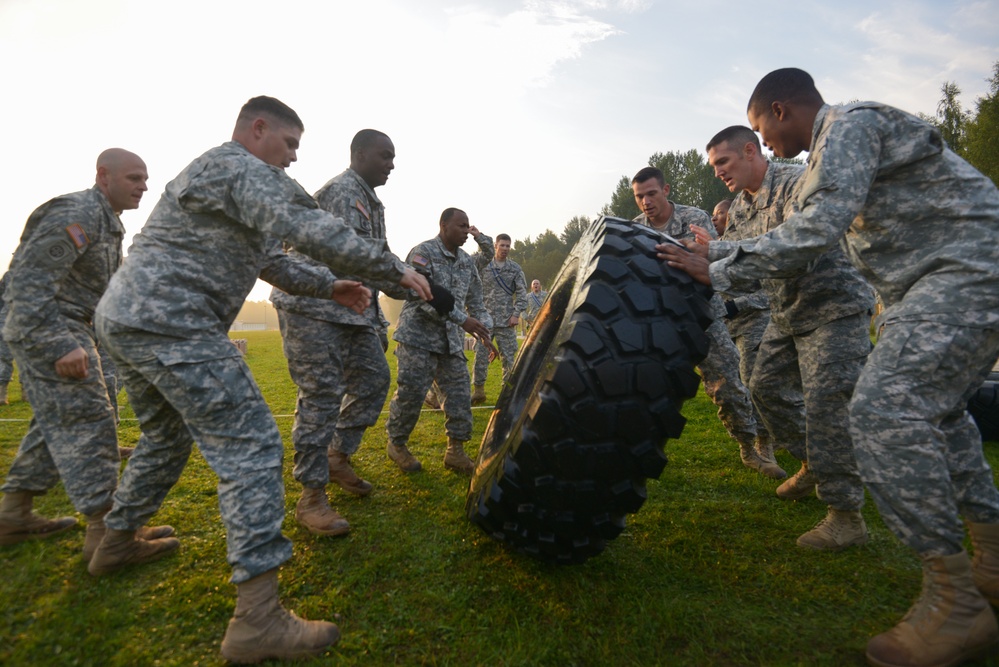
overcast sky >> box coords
[1,0,997,300]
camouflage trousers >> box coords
[850,320,999,556]
[99,344,119,425]
[1,320,119,516]
[96,316,293,584]
[0,326,13,384]
[751,312,870,509]
[277,311,389,489]
[472,325,518,387]
[387,342,473,446]
[698,318,758,447]
[726,309,789,449]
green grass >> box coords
[1,329,997,666]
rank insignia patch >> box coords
[66,224,89,249]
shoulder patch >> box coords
[411,254,429,269]
[354,199,370,220]
[65,223,89,249]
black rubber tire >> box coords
[465,215,714,564]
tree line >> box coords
[512,60,999,290]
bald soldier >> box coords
[661,68,999,667]
[90,97,430,663]
[0,149,173,559]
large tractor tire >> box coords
[465,216,714,564]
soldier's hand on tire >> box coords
[55,346,89,379]
[400,267,432,300]
[330,280,372,314]
[658,241,712,285]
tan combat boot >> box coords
[866,550,999,667]
[739,442,786,479]
[444,438,476,476]
[83,509,176,562]
[88,528,180,575]
[387,442,422,472]
[471,385,487,406]
[327,451,372,497]
[776,461,818,500]
[0,491,77,545]
[220,568,340,663]
[754,434,781,466]
[796,507,868,551]
[295,487,349,537]
[969,522,999,605]
[0,383,8,405]
[423,389,441,410]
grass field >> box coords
[1,329,998,666]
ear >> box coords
[96,165,110,187]
[771,101,788,122]
[663,183,671,198]
[743,141,755,159]
[251,117,268,138]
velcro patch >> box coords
[411,254,429,268]
[45,240,73,263]
[354,199,370,220]
[66,224,89,249]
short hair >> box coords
[631,166,665,187]
[351,129,390,154]
[714,198,734,210]
[706,126,761,153]
[238,96,304,131]
[747,68,824,116]
[496,233,511,243]
[440,207,466,225]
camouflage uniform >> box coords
[1,186,122,516]
[711,162,875,510]
[710,103,999,555]
[635,205,759,449]
[718,207,780,451]
[524,288,548,328]
[270,168,409,489]
[471,251,528,387]
[386,234,493,447]
[0,271,13,387]
[94,141,408,583]
[98,344,119,424]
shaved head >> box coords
[95,148,148,213]
[96,148,144,173]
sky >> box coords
[1,0,997,301]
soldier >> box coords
[385,208,493,475]
[703,125,874,552]
[89,96,431,663]
[711,199,732,237]
[0,149,171,558]
[631,167,784,479]
[710,192,788,491]
[524,279,548,331]
[470,233,527,405]
[661,68,999,667]
[0,270,13,405]
[271,129,410,536]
